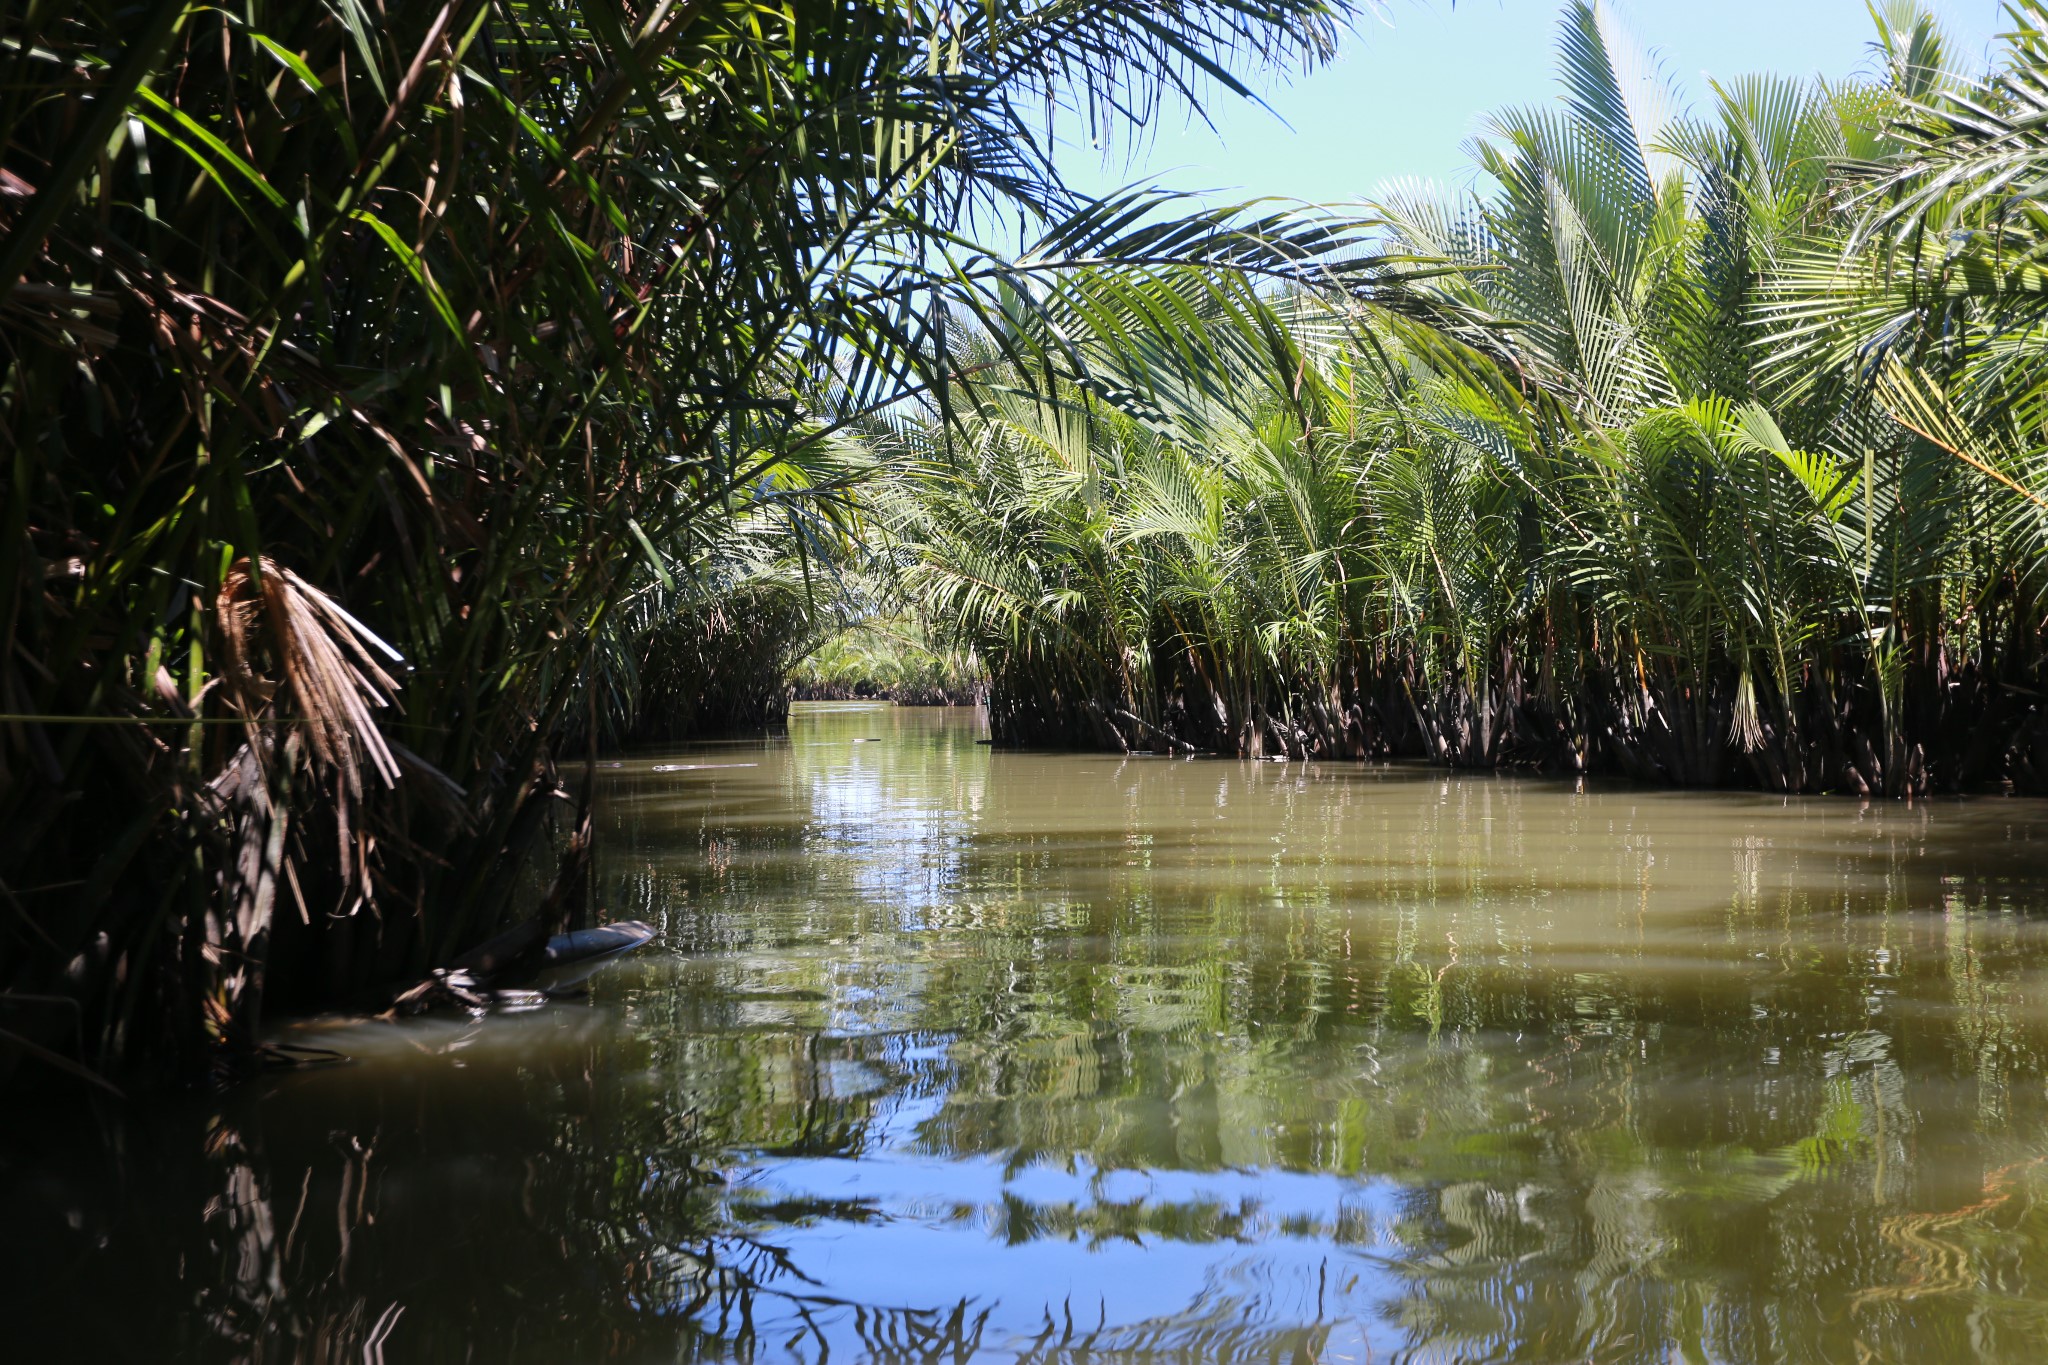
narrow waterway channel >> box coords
[11,700,2048,1361]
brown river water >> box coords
[9,700,2048,1362]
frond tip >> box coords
[216,557,405,796]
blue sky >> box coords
[1055,0,2010,207]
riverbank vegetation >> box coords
[0,0,1391,1087]
[792,619,983,706]
[879,2,2048,797]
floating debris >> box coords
[532,920,658,992]
[389,919,657,1016]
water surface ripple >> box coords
[11,701,2048,1363]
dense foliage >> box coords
[17,0,2048,1094]
[881,1,2048,798]
[0,0,1385,1087]
[791,616,982,705]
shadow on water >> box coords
[13,703,2048,1361]
[3,1012,1022,1363]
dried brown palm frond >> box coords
[213,556,408,920]
[216,560,404,795]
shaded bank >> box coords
[791,681,983,706]
[0,0,1376,1091]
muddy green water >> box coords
[12,702,2048,1362]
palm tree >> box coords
[869,0,2048,804]
[0,0,1391,1089]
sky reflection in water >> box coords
[11,701,2048,1363]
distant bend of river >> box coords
[10,700,2048,1363]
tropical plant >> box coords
[0,0,1389,1090]
[870,0,2048,804]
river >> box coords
[10,701,2048,1362]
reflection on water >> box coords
[11,701,2048,1361]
